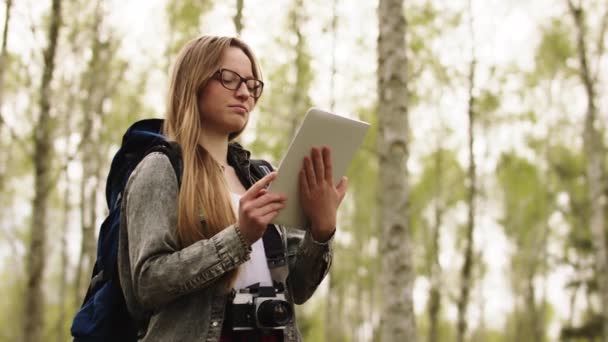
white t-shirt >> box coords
[230,192,274,289]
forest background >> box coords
[1,0,607,341]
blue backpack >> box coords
[70,118,283,341]
[70,118,182,341]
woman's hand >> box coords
[299,146,348,242]
[238,172,287,245]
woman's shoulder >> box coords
[126,152,179,196]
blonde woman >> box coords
[117,35,348,341]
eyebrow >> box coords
[221,67,255,79]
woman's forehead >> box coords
[219,47,254,77]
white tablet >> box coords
[268,108,370,229]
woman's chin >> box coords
[225,120,248,137]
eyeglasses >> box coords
[212,68,264,99]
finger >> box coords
[248,192,287,209]
[303,156,316,186]
[336,176,349,202]
[311,147,324,181]
[242,172,277,200]
[299,169,310,197]
[260,209,283,223]
[322,146,333,182]
[256,188,268,198]
[253,201,287,217]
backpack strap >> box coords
[250,160,288,273]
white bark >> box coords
[377,0,417,340]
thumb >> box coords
[336,176,348,201]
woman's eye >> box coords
[222,75,238,83]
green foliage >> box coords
[535,18,576,79]
[496,153,548,242]
[546,144,591,253]
[410,147,466,273]
[0,255,25,341]
[296,301,326,342]
[475,89,501,115]
[251,0,313,163]
[166,0,214,56]
[501,300,554,342]
[406,1,463,101]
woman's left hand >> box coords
[299,146,348,242]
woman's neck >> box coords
[199,129,230,168]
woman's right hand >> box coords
[238,172,287,245]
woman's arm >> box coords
[286,229,333,304]
[122,153,251,310]
[287,146,347,304]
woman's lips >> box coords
[229,105,248,114]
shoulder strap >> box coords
[249,159,273,180]
[250,160,286,269]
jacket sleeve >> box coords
[285,228,333,304]
[121,152,251,311]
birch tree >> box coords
[23,0,62,341]
[325,0,340,339]
[233,0,244,35]
[377,0,417,340]
[0,0,13,194]
[457,2,478,341]
[566,1,608,340]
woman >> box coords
[117,35,348,341]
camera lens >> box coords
[257,300,293,327]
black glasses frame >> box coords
[212,68,264,99]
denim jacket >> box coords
[117,144,333,341]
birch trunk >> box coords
[288,0,309,138]
[325,1,339,340]
[567,2,608,341]
[73,5,104,303]
[457,3,477,340]
[377,0,417,340]
[0,0,13,194]
[56,165,70,342]
[428,150,443,342]
[233,0,244,35]
[24,0,62,341]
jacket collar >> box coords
[227,142,253,187]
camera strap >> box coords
[249,159,289,284]
[263,225,289,284]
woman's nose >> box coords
[235,81,251,99]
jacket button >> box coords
[212,321,218,327]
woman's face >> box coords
[198,47,257,138]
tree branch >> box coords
[594,3,608,83]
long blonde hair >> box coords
[163,36,262,250]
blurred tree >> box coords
[233,0,244,35]
[410,147,466,342]
[402,2,463,340]
[165,0,214,70]
[377,0,417,340]
[457,2,478,341]
[23,0,63,341]
[497,152,551,342]
[566,1,608,340]
[72,0,118,305]
[0,0,12,194]
[324,0,341,340]
[251,0,313,161]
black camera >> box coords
[230,285,293,330]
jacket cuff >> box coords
[300,230,332,259]
[212,224,252,271]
